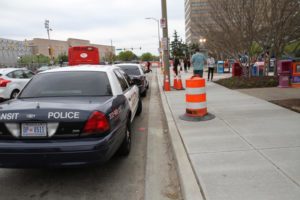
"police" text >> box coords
[48,112,80,119]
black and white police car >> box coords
[0,65,141,168]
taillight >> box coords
[0,78,11,87]
[83,111,110,134]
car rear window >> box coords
[119,65,141,76]
[19,71,112,98]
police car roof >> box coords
[39,65,119,74]
[115,63,141,66]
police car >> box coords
[0,65,141,168]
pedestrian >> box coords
[146,61,152,73]
[191,48,206,77]
[173,56,180,76]
[187,59,191,70]
[183,57,188,72]
[207,55,215,81]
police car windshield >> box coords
[119,65,141,76]
[19,71,112,98]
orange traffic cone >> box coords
[173,75,178,89]
[176,73,184,90]
[164,75,171,91]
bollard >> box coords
[180,76,215,121]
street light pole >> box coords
[44,19,53,64]
[161,0,170,90]
[145,17,161,64]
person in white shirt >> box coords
[207,56,215,81]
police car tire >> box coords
[136,99,142,116]
[118,119,132,156]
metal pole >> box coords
[156,19,162,66]
[145,17,162,65]
[161,0,170,87]
[110,39,113,64]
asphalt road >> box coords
[0,79,151,200]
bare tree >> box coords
[259,0,300,75]
[192,0,300,76]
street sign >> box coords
[161,37,168,51]
[160,18,166,28]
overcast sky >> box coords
[0,0,185,56]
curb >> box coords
[156,70,204,200]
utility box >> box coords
[291,61,300,88]
[277,60,292,88]
[68,46,100,66]
[217,61,224,74]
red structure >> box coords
[68,46,100,66]
[232,62,242,77]
[277,60,292,88]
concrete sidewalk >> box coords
[157,69,300,200]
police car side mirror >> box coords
[129,80,135,86]
[131,78,140,86]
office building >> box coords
[185,0,211,44]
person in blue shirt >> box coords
[191,48,206,77]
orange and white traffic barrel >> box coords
[180,76,215,121]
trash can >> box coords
[217,61,224,74]
[277,60,292,88]
[232,62,242,77]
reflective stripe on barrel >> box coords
[185,77,207,117]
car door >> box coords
[113,69,138,121]
[11,70,32,89]
[6,70,26,91]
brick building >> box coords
[29,38,115,61]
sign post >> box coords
[161,0,170,91]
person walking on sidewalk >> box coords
[207,55,215,81]
[173,56,180,76]
[187,59,191,70]
[191,48,206,77]
[183,57,188,72]
[146,61,152,73]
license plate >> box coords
[21,123,47,137]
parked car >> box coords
[0,68,34,100]
[0,65,142,168]
[116,63,149,97]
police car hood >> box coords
[0,97,112,122]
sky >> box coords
[0,0,185,56]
